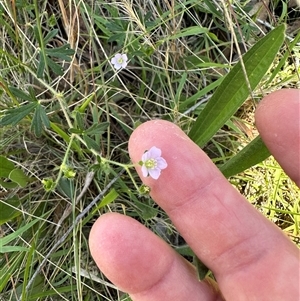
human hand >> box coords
[89,89,300,301]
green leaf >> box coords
[98,188,119,208]
[0,179,18,189]
[188,24,286,147]
[219,135,271,178]
[83,135,100,151]
[46,56,64,75]
[94,16,111,37]
[0,218,40,246]
[50,122,83,155]
[134,199,158,220]
[58,178,74,199]
[84,122,109,136]
[37,52,46,78]
[175,244,194,257]
[266,29,300,85]
[194,256,210,281]
[46,44,75,60]
[43,29,58,44]
[74,111,85,130]
[9,169,29,188]
[108,32,126,44]
[169,26,208,39]
[0,102,37,126]
[31,104,43,137]
[69,128,83,134]
[9,86,33,101]
[39,104,50,128]
[31,103,50,137]
[33,25,41,45]
[0,156,14,177]
[179,77,224,111]
[0,198,22,225]
[175,245,210,280]
[0,246,29,253]
[175,72,187,104]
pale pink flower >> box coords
[141,146,167,180]
[111,53,128,70]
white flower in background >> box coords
[111,53,128,70]
[140,146,168,180]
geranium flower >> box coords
[111,53,128,70]
[140,146,167,180]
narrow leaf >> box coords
[170,26,208,39]
[9,86,32,101]
[219,135,271,178]
[39,104,50,128]
[194,255,210,281]
[37,52,46,78]
[0,198,22,225]
[43,29,58,44]
[0,102,37,126]
[85,122,110,136]
[83,135,100,151]
[0,218,40,246]
[0,246,29,253]
[98,188,119,208]
[50,122,83,155]
[179,77,223,111]
[188,24,286,147]
[46,44,75,60]
[46,57,64,75]
[175,72,187,103]
[31,103,50,137]
[31,104,43,137]
[69,128,83,134]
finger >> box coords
[255,88,300,186]
[89,212,222,301]
[128,120,299,300]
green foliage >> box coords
[0,218,39,252]
[0,156,30,188]
[189,24,286,147]
[219,136,271,178]
[0,87,50,137]
[188,24,286,177]
[0,198,22,225]
[70,111,110,150]
[0,0,299,300]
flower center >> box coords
[117,58,124,64]
[145,158,157,169]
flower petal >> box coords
[114,64,122,70]
[115,53,122,59]
[121,54,128,61]
[149,168,161,180]
[148,146,161,158]
[156,157,168,169]
[141,165,149,177]
[142,151,150,162]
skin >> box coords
[89,89,300,301]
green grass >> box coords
[0,0,299,300]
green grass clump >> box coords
[0,0,299,300]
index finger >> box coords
[128,120,299,300]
